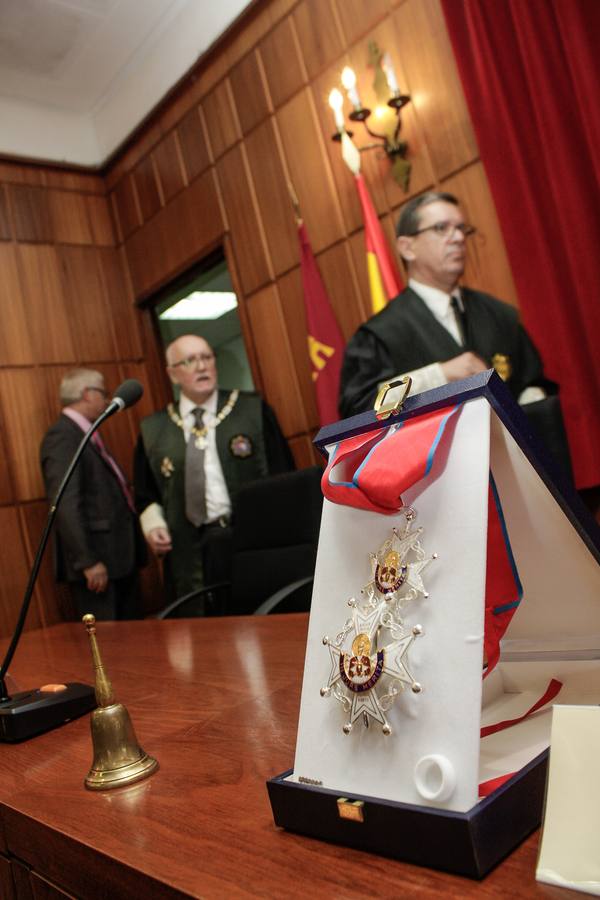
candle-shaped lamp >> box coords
[327,42,412,191]
[381,52,399,95]
[341,66,362,110]
[328,88,345,131]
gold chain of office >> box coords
[167,390,239,449]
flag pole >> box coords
[287,181,302,225]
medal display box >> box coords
[267,371,600,878]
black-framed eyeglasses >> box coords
[410,221,477,239]
[170,352,215,371]
[85,386,108,398]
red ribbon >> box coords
[322,406,461,514]
[480,678,562,738]
[483,477,523,677]
[478,678,562,797]
[478,772,517,797]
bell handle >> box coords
[83,614,115,708]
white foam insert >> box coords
[489,413,600,643]
[292,399,491,812]
[478,413,600,784]
[480,662,600,783]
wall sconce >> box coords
[328,43,411,191]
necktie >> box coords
[92,432,136,513]
[450,295,467,346]
[185,407,207,527]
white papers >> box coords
[536,705,600,895]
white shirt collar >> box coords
[409,278,463,314]
[62,406,93,431]
[179,389,218,418]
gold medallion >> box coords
[229,434,253,458]
[160,457,174,478]
[320,508,436,735]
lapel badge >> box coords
[160,456,174,478]
[492,353,511,381]
[230,434,253,458]
[320,508,436,736]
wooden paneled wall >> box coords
[0,0,520,637]
[0,163,163,639]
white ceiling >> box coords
[0,0,251,168]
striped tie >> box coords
[92,432,136,513]
[185,407,207,527]
[450,294,467,346]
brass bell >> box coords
[83,614,158,791]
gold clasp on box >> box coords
[491,353,512,381]
[337,797,365,823]
[374,376,412,420]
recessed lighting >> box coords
[159,291,238,320]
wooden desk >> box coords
[0,616,568,899]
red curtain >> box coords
[441,0,600,488]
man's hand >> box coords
[440,352,488,382]
[147,526,173,557]
[83,562,109,593]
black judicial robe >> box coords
[339,286,546,418]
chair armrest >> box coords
[155,581,231,619]
[253,576,314,615]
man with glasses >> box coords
[40,368,145,620]
[339,191,550,417]
[134,333,293,602]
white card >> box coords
[536,705,600,895]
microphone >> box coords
[0,379,144,742]
[107,378,144,413]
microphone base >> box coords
[0,683,96,742]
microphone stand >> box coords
[0,400,126,741]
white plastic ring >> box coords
[414,754,456,802]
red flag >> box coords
[355,174,403,313]
[298,222,345,425]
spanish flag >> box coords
[298,222,345,425]
[355,174,403,313]
[340,131,403,313]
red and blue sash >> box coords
[484,475,522,674]
[322,406,461,513]
[322,404,522,678]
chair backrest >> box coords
[156,582,230,619]
[227,466,323,615]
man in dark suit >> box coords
[339,191,550,417]
[134,333,294,601]
[41,368,145,620]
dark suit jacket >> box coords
[339,286,548,417]
[40,414,144,583]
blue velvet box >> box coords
[267,372,600,878]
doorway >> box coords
[153,250,254,394]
